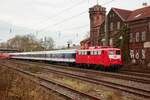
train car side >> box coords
[76,47,122,71]
[9,50,76,64]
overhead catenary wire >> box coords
[36,0,116,33]
[31,0,86,30]
[61,24,89,31]
[38,10,88,32]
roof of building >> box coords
[80,37,90,43]
[112,8,132,21]
[111,6,150,22]
[127,6,150,21]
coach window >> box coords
[72,53,76,58]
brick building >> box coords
[127,6,150,66]
[80,4,150,67]
[80,37,90,49]
[89,5,106,46]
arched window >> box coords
[141,31,146,41]
[110,22,113,31]
[136,32,139,42]
[117,21,120,30]
[129,33,133,43]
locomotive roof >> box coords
[78,47,120,51]
[9,49,76,55]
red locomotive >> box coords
[76,46,122,71]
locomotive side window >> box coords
[98,51,101,55]
[87,51,90,55]
[84,51,87,55]
[90,51,94,55]
[94,51,97,55]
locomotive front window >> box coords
[116,50,120,55]
[109,51,114,55]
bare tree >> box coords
[41,37,55,50]
[0,34,54,51]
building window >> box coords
[141,49,146,59]
[109,38,113,46]
[141,31,146,41]
[112,13,115,17]
[129,33,133,43]
[110,22,113,31]
[109,14,111,18]
[117,21,120,30]
[135,32,139,42]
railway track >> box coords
[14,59,150,84]
[4,60,150,99]
[119,70,150,78]
[0,62,101,100]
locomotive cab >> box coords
[108,49,122,70]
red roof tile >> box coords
[112,8,132,21]
[127,6,150,21]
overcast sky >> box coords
[0,0,149,48]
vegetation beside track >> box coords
[0,65,67,100]
[2,59,146,100]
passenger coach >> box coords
[10,49,76,64]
